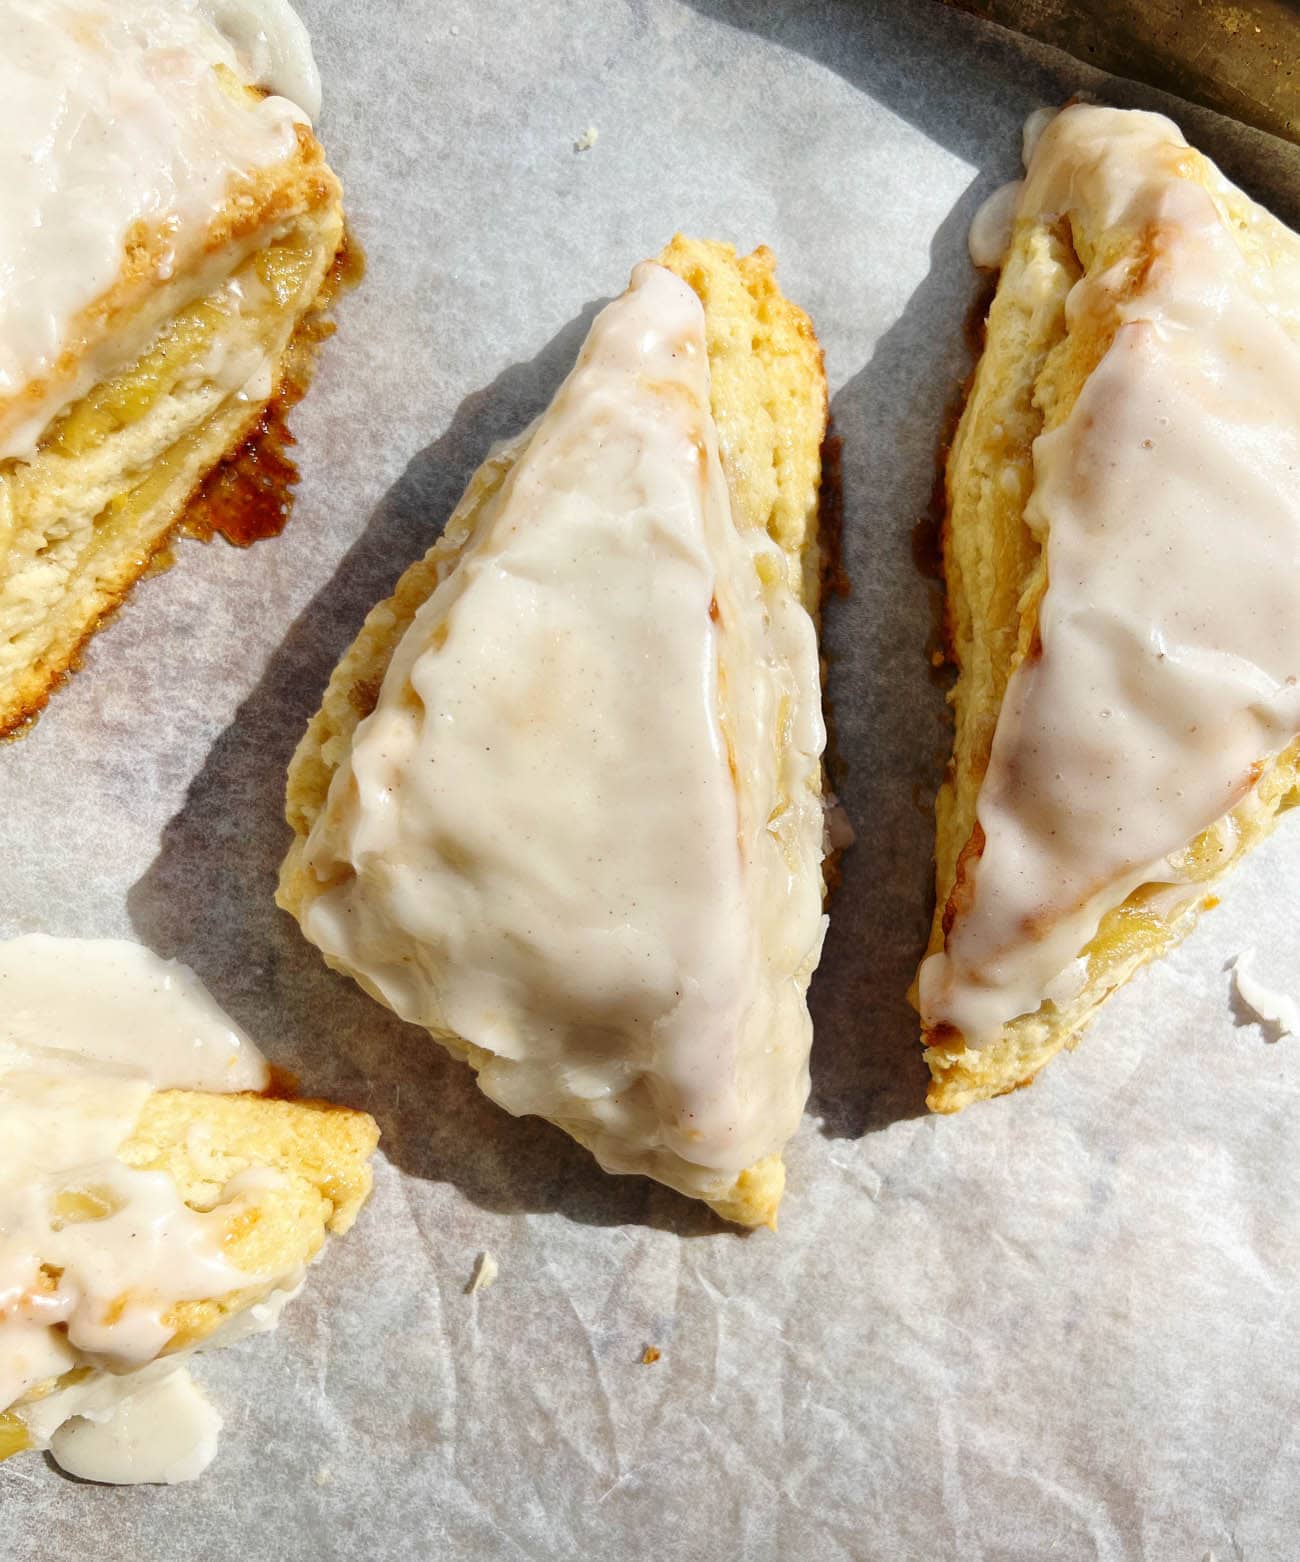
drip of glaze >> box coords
[48,1369,223,1486]
[966,107,1061,270]
[200,0,322,121]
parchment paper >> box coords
[3,2,1299,1556]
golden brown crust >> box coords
[278,236,826,1227]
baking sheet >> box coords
[947,0,1300,146]
[3,1,1300,1556]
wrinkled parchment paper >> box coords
[3,2,1299,1556]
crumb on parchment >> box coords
[467,1250,499,1293]
[1231,951,1299,1039]
[641,1346,661,1365]
[574,126,599,152]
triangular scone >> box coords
[1,1082,378,1464]
[279,236,827,1227]
[918,104,1300,1111]
[0,0,346,734]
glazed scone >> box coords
[0,938,379,1478]
[279,237,827,1228]
[0,1087,378,1470]
[917,105,1300,1111]
[0,0,346,735]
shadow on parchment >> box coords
[130,300,742,1241]
[678,0,1300,226]
[806,176,990,1139]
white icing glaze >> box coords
[0,0,320,462]
[201,0,321,120]
[299,262,826,1192]
[1021,106,1058,166]
[17,1351,171,1446]
[921,105,1300,1043]
[205,1276,303,1345]
[0,935,268,1090]
[967,109,1063,272]
[0,937,278,1469]
[48,1366,223,1484]
[1232,952,1299,1039]
[968,180,1023,269]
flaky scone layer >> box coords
[0,123,345,736]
